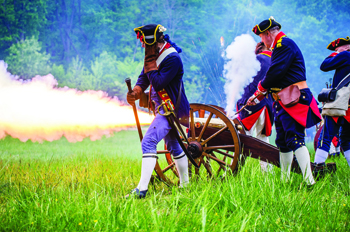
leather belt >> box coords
[271,81,308,101]
[293,80,308,89]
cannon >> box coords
[125,79,335,185]
[147,103,336,185]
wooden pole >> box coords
[125,78,143,142]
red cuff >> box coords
[253,90,265,101]
[329,52,338,57]
[257,81,267,93]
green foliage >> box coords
[0,0,47,57]
[89,52,143,99]
[5,36,51,80]
[114,57,144,100]
[50,52,143,100]
[1,0,349,102]
[51,64,66,85]
[0,132,349,231]
[184,72,209,103]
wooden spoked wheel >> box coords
[153,103,243,186]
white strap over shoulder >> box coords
[156,47,177,67]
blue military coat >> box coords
[136,45,190,122]
[260,31,321,128]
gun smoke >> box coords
[0,61,151,143]
[223,34,261,117]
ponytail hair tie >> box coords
[164,34,182,53]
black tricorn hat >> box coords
[327,37,350,51]
[134,24,167,45]
[252,16,281,35]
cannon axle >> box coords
[152,103,244,185]
[187,141,203,159]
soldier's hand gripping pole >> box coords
[235,95,259,115]
[125,78,143,142]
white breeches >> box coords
[245,109,272,172]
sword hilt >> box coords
[157,102,172,117]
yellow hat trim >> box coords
[326,37,350,50]
[252,18,272,34]
[134,24,162,45]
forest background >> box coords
[1,0,349,106]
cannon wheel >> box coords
[208,105,248,166]
[152,103,243,186]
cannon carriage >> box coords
[151,103,336,186]
[125,77,335,186]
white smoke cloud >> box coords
[223,34,261,117]
[0,61,151,142]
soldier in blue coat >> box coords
[126,24,190,198]
[314,37,350,168]
[236,42,274,171]
[248,17,322,185]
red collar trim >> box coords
[158,43,171,57]
[259,51,272,57]
[272,31,286,48]
[329,52,338,57]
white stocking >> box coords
[294,146,316,185]
[280,151,293,181]
[314,148,328,164]
[137,154,157,191]
[173,153,189,187]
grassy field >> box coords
[0,129,350,231]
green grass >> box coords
[0,130,350,231]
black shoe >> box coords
[312,162,337,180]
[312,162,327,180]
[298,182,316,191]
[329,153,336,158]
[125,188,148,199]
[326,162,337,173]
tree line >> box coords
[1,0,349,104]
